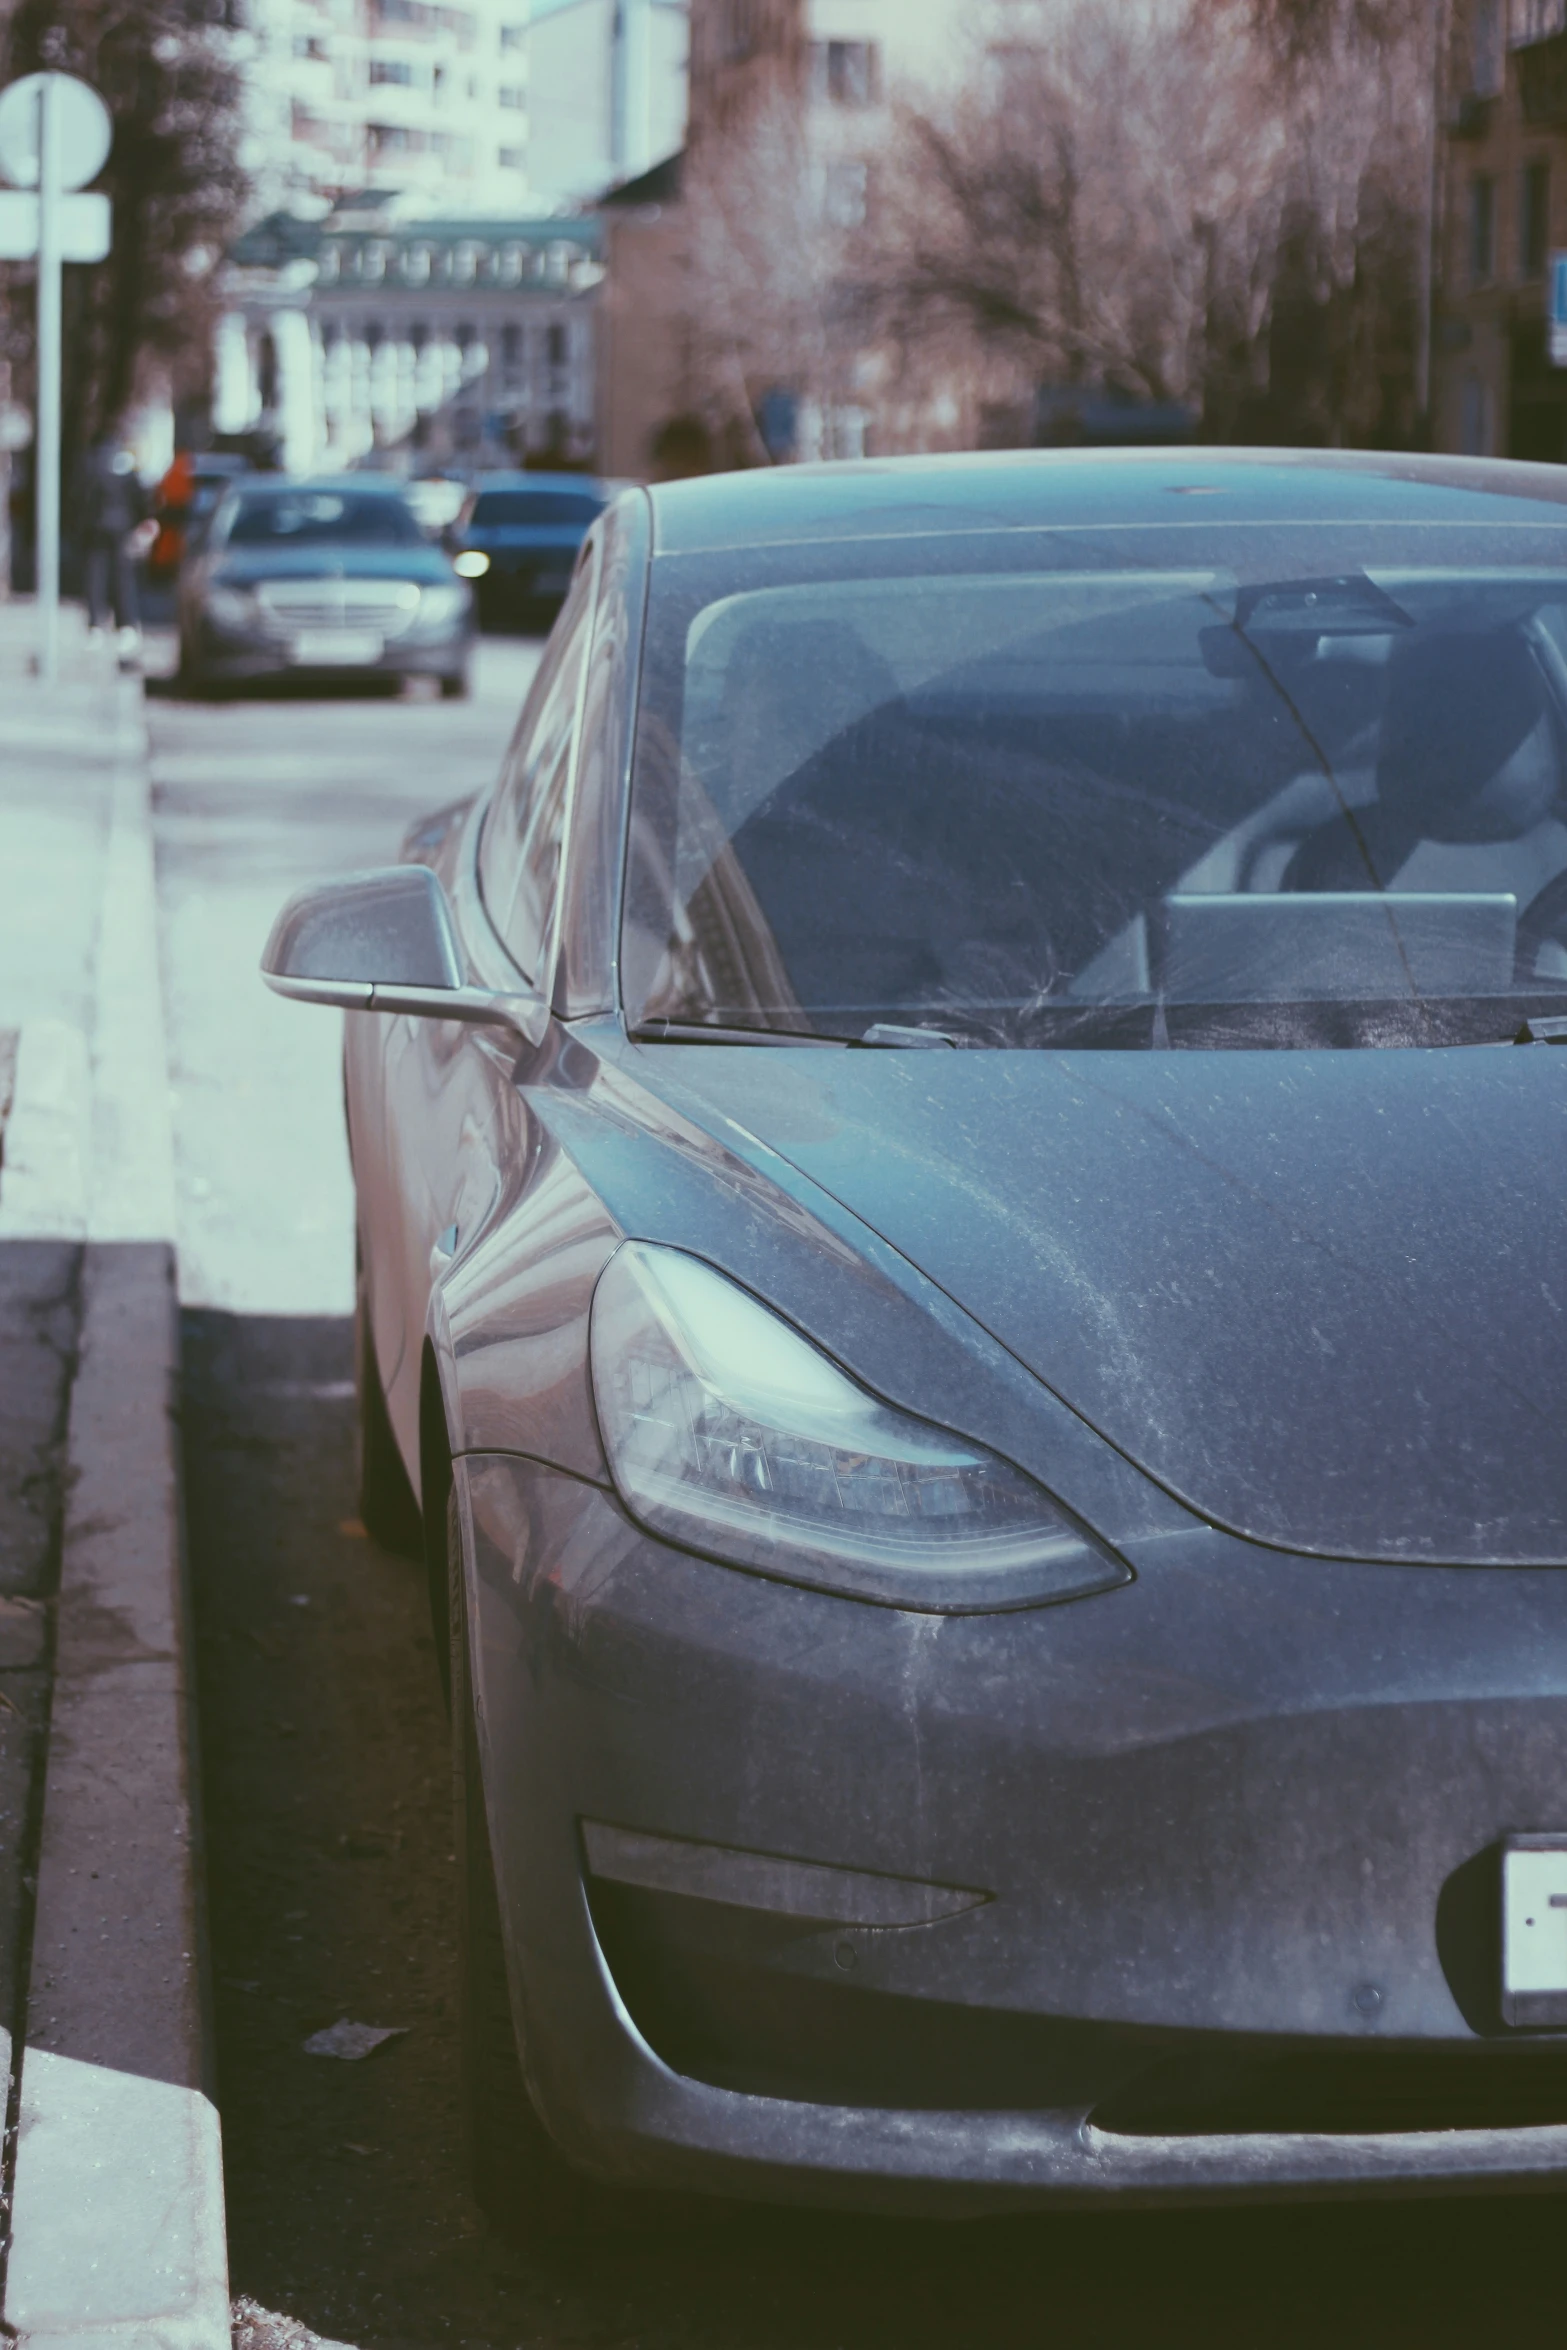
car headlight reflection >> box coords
[590,1242,1131,1612]
[413,583,468,625]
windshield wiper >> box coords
[627,1018,851,1047]
[853,1023,961,1049]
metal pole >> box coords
[35,72,61,683]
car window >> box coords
[225,491,424,547]
[478,556,596,980]
[470,489,602,527]
[624,536,1567,1048]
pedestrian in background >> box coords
[77,427,150,668]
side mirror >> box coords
[261,865,543,1040]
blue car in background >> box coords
[448,471,605,629]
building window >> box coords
[1472,0,1502,96]
[501,323,522,372]
[403,242,432,284]
[369,58,415,84]
[718,0,758,62]
[546,321,566,367]
[824,160,869,227]
[1515,0,1567,43]
[1522,160,1551,276]
[498,84,525,108]
[1460,375,1493,456]
[292,35,328,60]
[498,147,525,172]
[810,40,881,107]
[1470,175,1496,280]
[500,21,525,46]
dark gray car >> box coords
[263,449,1567,2232]
[179,475,474,697]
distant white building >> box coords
[525,0,688,204]
[238,0,533,214]
[214,206,602,473]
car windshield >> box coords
[226,491,424,547]
[623,526,1567,1048]
[470,489,601,526]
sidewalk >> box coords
[0,603,229,2348]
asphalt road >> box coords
[148,645,1567,2350]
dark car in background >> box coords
[178,476,474,697]
[447,471,605,629]
[264,448,1567,2232]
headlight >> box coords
[454,549,489,578]
[413,583,468,625]
[205,583,256,629]
[590,1242,1132,1612]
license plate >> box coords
[1502,1836,1567,2026]
[290,629,384,666]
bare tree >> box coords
[679,90,877,461]
[3,0,249,460]
[875,0,1437,450]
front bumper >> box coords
[188,613,470,682]
[461,1453,1567,2208]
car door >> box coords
[375,548,602,1481]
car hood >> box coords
[645,1044,1567,1565]
[212,546,454,585]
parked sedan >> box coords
[447,471,605,628]
[178,476,474,696]
[264,449,1567,2233]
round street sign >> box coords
[0,74,112,193]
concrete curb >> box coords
[0,671,230,2346]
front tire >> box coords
[355,1256,423,1557]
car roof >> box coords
[470,471,602,495]
[230,473,414,498]
[644,446,1567,557]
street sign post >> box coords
[0,73,113,684]
[0,191,109,261]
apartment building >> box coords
[524,0,689,203]
[240,0,533,212]
[1436,0,1567,459]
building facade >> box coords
[215,207,602,473]
[239,0,532,213]
[524,0,689,204]
[595,0,968,478]
[1437,0,1567,458]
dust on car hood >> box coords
[650,1043,1567,1566]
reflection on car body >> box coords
[263,449,1567,2229]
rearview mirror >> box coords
[261,865,542,1040]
